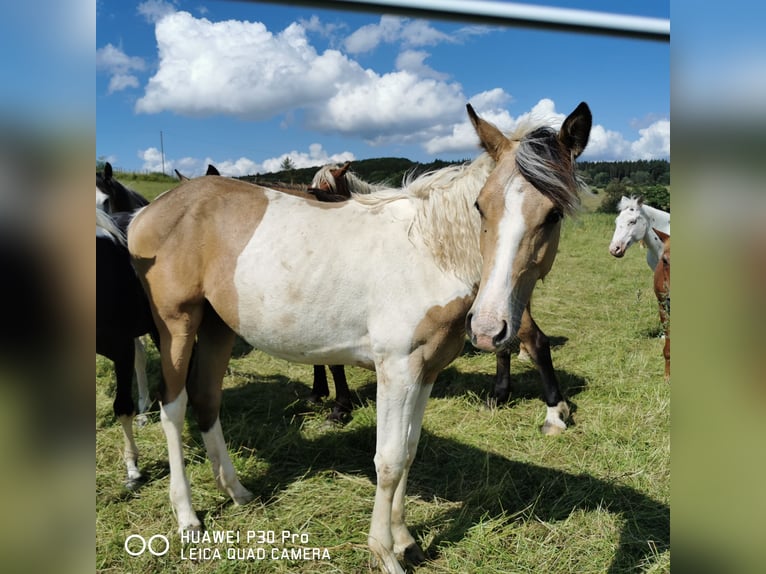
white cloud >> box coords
[135,12,365,118]
[137,0,177,24]
[97,43,146,94]
[630,120,670,159]
[344,15,455,54]
[395,50,448,80]
[309,70,465,141]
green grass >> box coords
[96,210,669,573]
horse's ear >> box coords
[206,164,220,176]
[175,169,189,181]
[467,103,509,160]
[653,228,669,243]
[104,162,113,180]
[338,161,352,176]
[636,195,644,206]
[558,102,592,159]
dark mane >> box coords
[515,126,581,215]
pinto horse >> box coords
[128,102,591,573]
[97,209,159,487]
[653,229,670,380]
[321,162,572,433]
[177,162,358,420]
[609,195,670,271]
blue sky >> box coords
[96,1,669,176]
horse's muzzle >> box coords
[466,313,511,352]
[609,244,625,258]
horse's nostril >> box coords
[492,321,508,346]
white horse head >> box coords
[609,196,648,258]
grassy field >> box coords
[96,185,669,573]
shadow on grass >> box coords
[156,370,668,574]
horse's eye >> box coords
[474,201,483,217]
[544,209,563,225]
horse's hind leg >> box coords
[187,303,253,505]
[517,305,569,435]
[328,365,352,422]
[155,304,204,531]
[134,337,151,426]
[112,342,142,486]
[310,365,329,403]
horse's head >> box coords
[97,161,149,213]
[309,162,352,199]
[609,196,647,258]
[466,102,591,352]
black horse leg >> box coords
[327,365,352,422]
[109,340,143,486]
[517,305,569,435]
[310,365,329,403]
[490,348,512,405]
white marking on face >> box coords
[470,178,527,346]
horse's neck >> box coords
[643,228,665,270]
[640,205,670,234]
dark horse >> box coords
[97,210,158,486]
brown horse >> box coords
[128,102,591,573]
[653,228,670,380]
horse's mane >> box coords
[349,120,584,284]
[353,155,494,284]
[515,126,583,215]
[96,209,127,246]
[310,164,386,196]
[617,195,642,213]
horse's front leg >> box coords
[368,358,425,574]
[390,380,433,565]
[517,305,569,435]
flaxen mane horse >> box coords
[128,102,591,574]
[321,161,573,433]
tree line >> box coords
[98,156,670,213]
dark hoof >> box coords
[327,406,352,425]
[403,543,427,566]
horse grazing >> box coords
[97,209,159,487]
[321,162,572,433]
[128,102,591,573]
[652,228,670,380]
[609,195,670,270]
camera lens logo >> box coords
[124,534,170,556]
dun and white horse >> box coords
[609,195,670,270]
[317,162,572,433]
[128,102,591,573]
